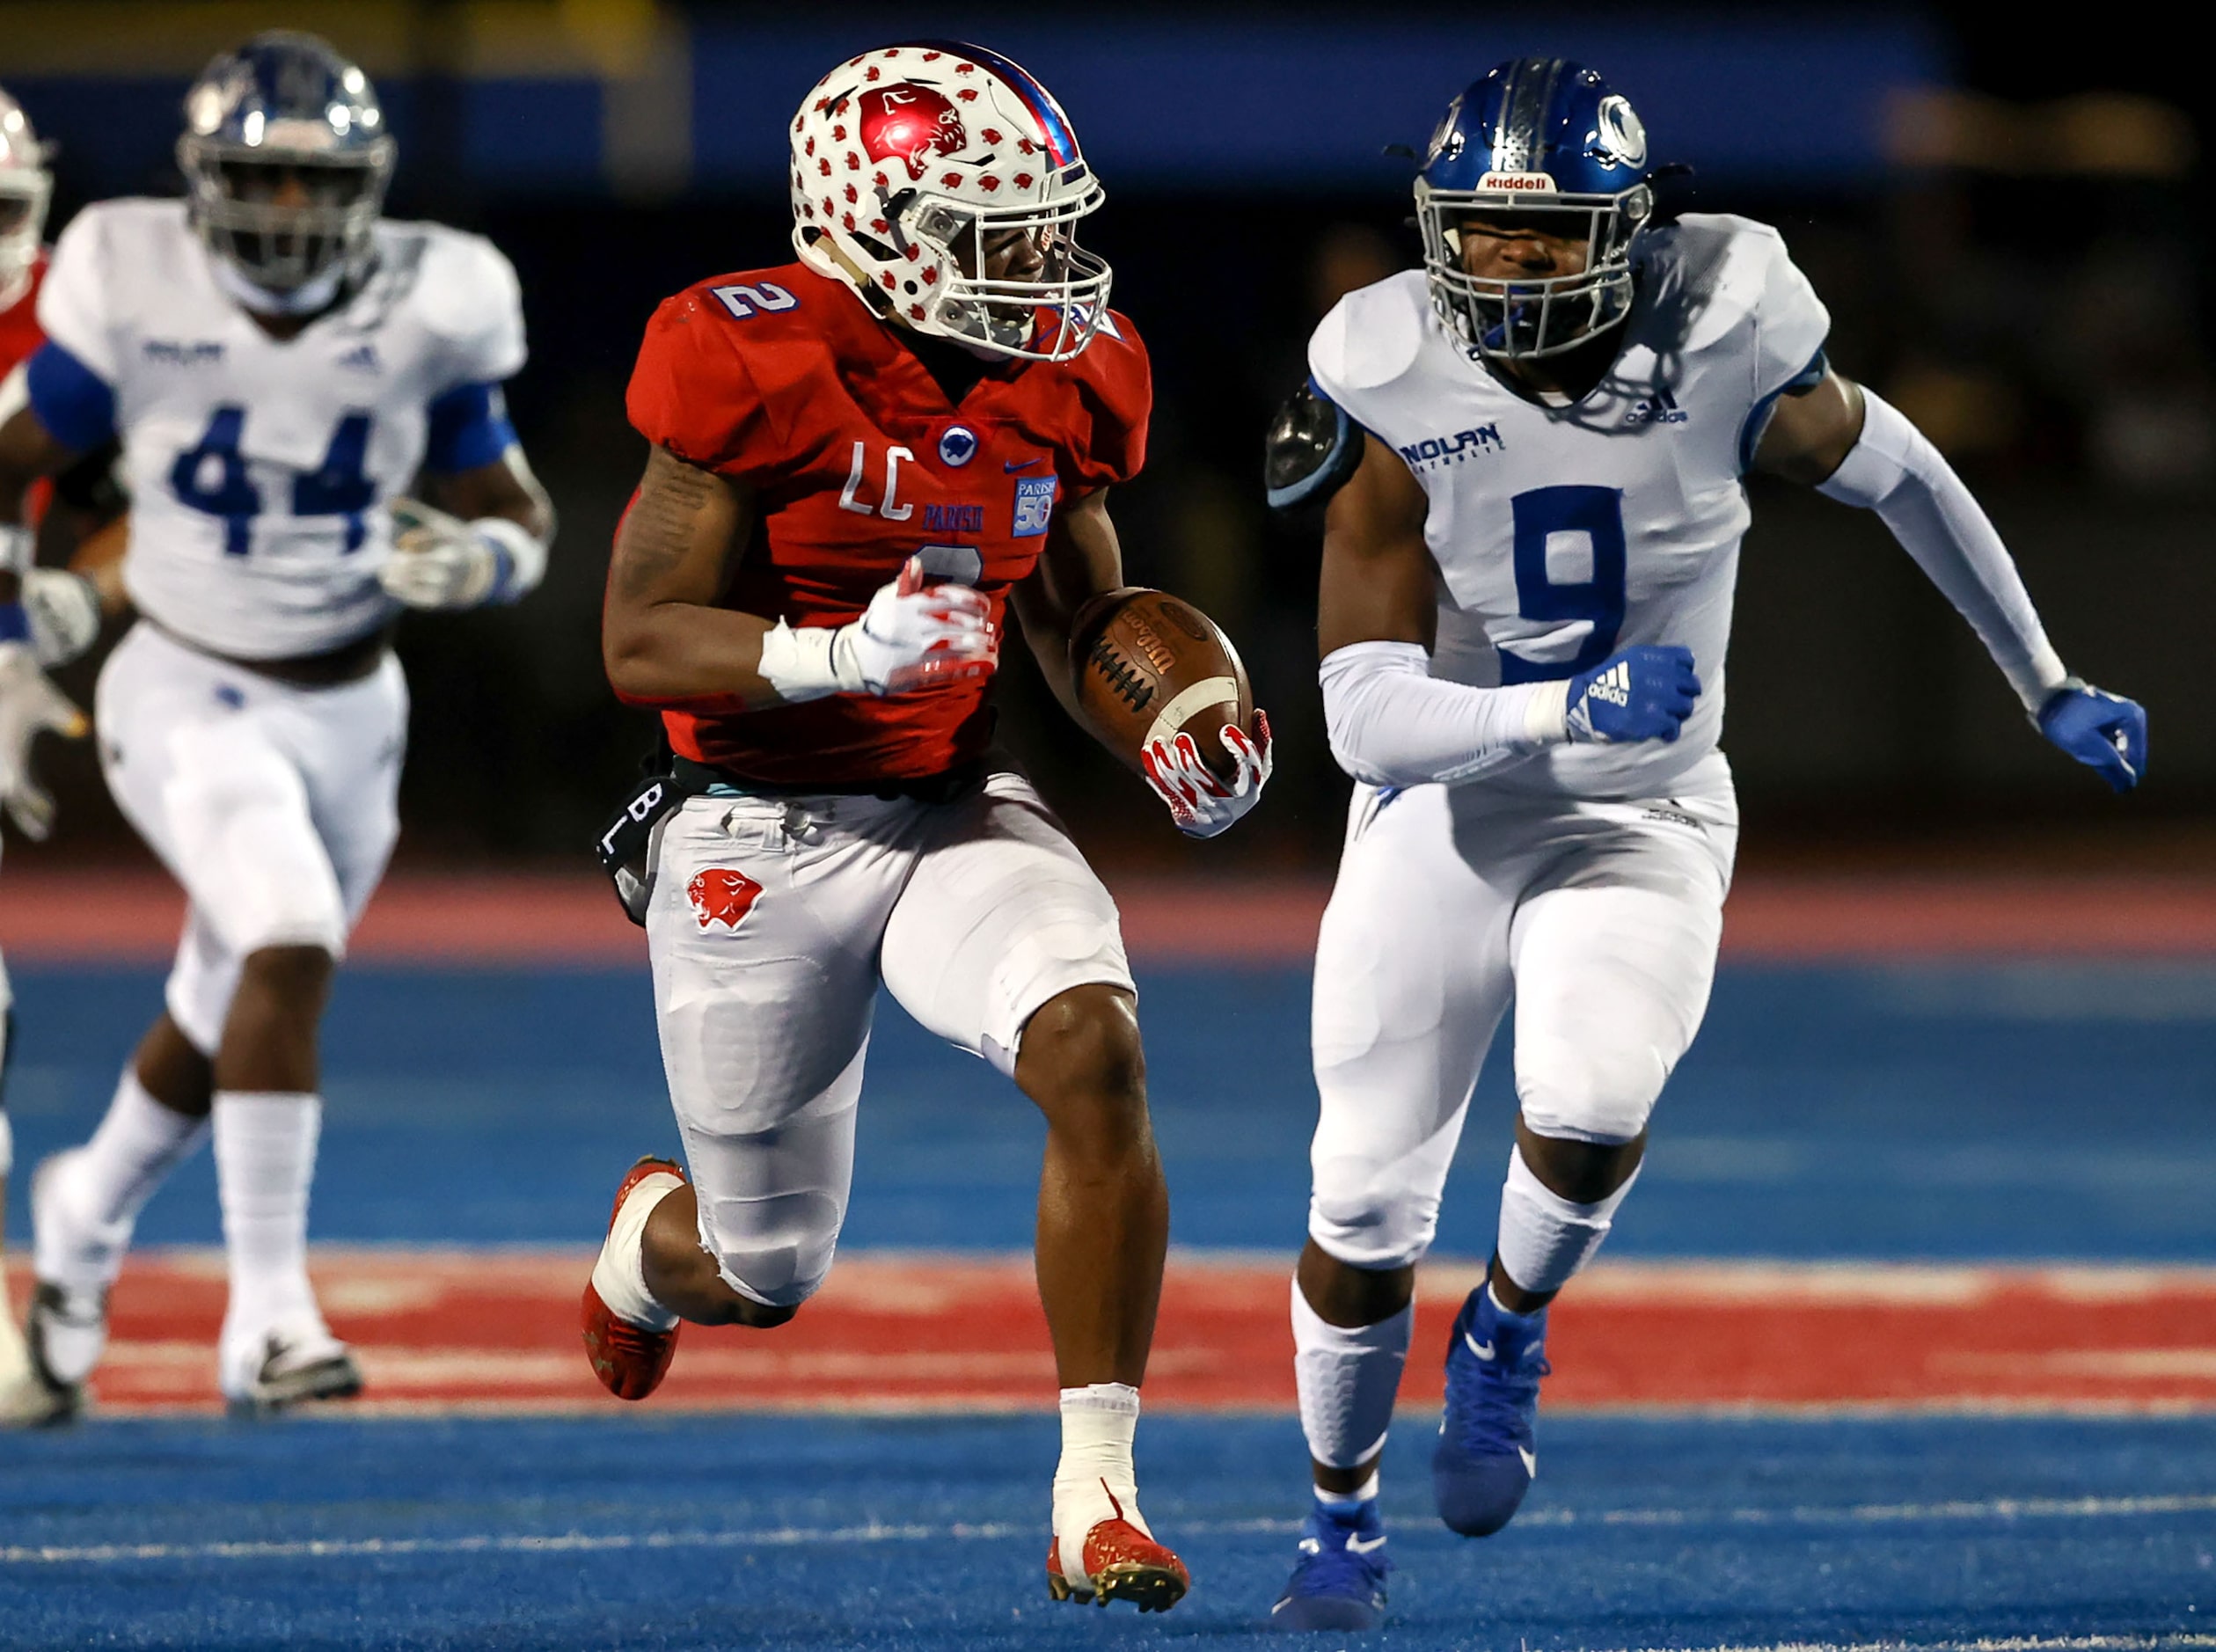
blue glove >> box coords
[1564,645,1702,744]
[2038,679,2147,793]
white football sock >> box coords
[1315,1467,1381,1512]
[589,1169,684,1332]
[1053,1381,1149,1584]
[37,1068,208,1292]
[1494,1143,1642,1297]
[1292,1276,1411,1473]
[212,1092,325,1335]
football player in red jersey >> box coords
[0,84,116,1419]
[581,42,1269,1612]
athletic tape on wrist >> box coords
[0,523,32,576]
[469,516,547,603]
[755,619,853,702]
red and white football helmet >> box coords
[0,85,54,311]
[789,41,1111,362]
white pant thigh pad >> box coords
[647,793,918,1306]
[880,772,1132,1077]
[96,625,404,967]
[1307,784,1522,1271]
[157,719,347,956]
[1508,803,1735,1145]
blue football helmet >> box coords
[177,31,394,300]
[1415,58,1655,361]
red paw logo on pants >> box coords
[688,867,763,932]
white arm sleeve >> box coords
[1817,388,2068,713]
[1320,640,1568,787]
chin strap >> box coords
[795,231,896,320]
[207,255,349,318]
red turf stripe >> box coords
[11,1253,2213,1417]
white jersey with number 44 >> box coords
[36,199,525,659]
[1308,212,1830,800]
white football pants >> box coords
[95,622,406,1054]
[646,771,1134,1309]
[1307,753,1737,1271]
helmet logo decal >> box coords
[1477,171,1558,194]
[1424,95,1466,167]
[938,425,979,467]
[1594,95,1647,170]
[858,84,968,183]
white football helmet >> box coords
[789,40,1111,362]
[0,86,54,311]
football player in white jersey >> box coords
[1264,59,2148,1630]
[0,33,554,1422]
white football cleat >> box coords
[5,1283,99,1426]
[221,1322,363,1416]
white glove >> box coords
[0,639,89,841]
[1143,710,1273,838]
[757,556,998,701]
[379,498,546,610]
[20,568,104,668]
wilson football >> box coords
[1068,588,1254,782]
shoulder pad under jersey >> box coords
[1264,380,1363,511]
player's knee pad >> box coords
[698,1183,843,1311]
[1516,1039,1668,1146]
[1307,1158,1443,1274]
[163,916,241,1059]
[161,722,347,959]
[681,1059,860,1313]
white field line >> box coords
[5,1492,2212,1568]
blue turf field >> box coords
[7,961,2216,1258]
[2,1412,2212,1648]
[4,959,2216,1647]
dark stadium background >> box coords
[7,1,2209,878]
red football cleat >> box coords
[1045,1517,1190,1613]
[581,1156,685,1402]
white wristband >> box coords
[470,515,548,604]
[1524,679,1571,743]
[756,619,864,703]
[0,523,31,576]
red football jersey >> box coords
[619,260,1150,786]
[1,253,54,527]
[0,254,42,374]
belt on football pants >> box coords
[669,755,987,808]
[594,756,991,925]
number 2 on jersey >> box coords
[170,406,378,556]
[1497,484,1627,683]
[710,281,799,320]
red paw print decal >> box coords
[688,867,763,932]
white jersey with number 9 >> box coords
[1307,212,1831,800]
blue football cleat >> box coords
[1269,1499,1392,1633]
[1432,1284,1550,1536]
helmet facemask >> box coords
[0,169,48,305]
[0,96,52,309]
[178,137,392,297]
[897,184,1110,360]
[1419,184,1649,361]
